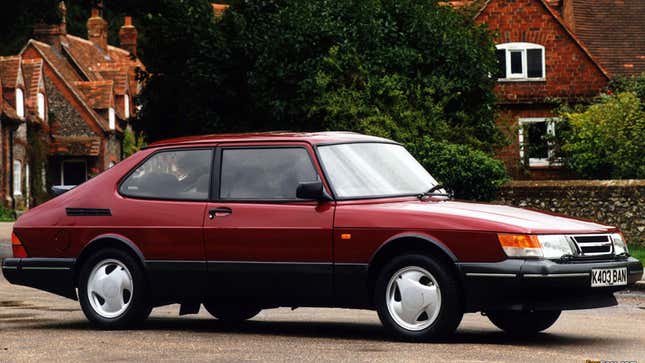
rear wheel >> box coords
[203,302,261,323]
[78,248,151,329]
[374,254,463,341]
[487,310,561,335]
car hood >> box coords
[334,198,616,234]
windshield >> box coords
[317,143,439,199]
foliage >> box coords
[629,245,645,265]
[123,127,147,157]
[559,92,645,179]
[27,124,51,206]
[609,73,645,103]
[408,138,508,201]
[0,0,60,55]
[0,205,15,222]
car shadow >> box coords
[24,317,625,347]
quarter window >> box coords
[496,43,545,80]
[220,148,319,200]
[120,149,212,200]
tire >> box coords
[203,302,261,323]
[374,254,463,341]
[78,248,151,329]
[487,310,561,335]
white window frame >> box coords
[518,117,560,167]
[16,88,25,119]
[37,92,46,120]
[496,43,545,81]
[13,160,22,196]
[124,94,130,119]
[109,107,116,130]
[60,159,87,186]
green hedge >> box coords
[408,138,508,201]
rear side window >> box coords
[220,148,318,200]
[120,149,212,200]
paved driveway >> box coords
[0,222,13,258]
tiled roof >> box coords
[2,102,19,120]
[74,80,114,109]
[0,56,22,89]
[97,69,128,95]
[568,0,645,77]
[21,59,44,111]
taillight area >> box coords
[11,232,28,258]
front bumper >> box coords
[457,256,643,312]
[2,258,77,300]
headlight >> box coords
[537,235,575,259]
[611,233,628,255]
[498,233,574,259]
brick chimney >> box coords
[87,3,108,53]
[33,2,67,52]
[118,16,138,57]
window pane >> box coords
[526,122,549,159]
[496,49,506,78]
[318,143,437,198]
[527,48,543,78]
[120,149,212,200]
[220,148,318,200]
[510,51,523,74]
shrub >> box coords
[408,138,508,201]
[560,92,645,179]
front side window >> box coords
[220,148,318,200]
[496,43,545,80]
[519,118,559,167]
[120,149,212,200]
[317,143,439,199]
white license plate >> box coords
[591,267,627,287]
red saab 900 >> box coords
[2,132,642,340]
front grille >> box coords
[571,234,613,257]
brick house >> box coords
[449,0,629,179]
[452,0,644,179]
[0,3,143,212]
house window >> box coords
[37,92,46,120]
[124,94,130,119]
[60,160,87,186]
[13,160,22,196]
[496,43,545,80]
[109,107,116,130]
[518,118,559,167]
[16,88,25,119]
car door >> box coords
[204,143,334,304]
[115,147,213,299]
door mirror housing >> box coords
[296,181,332,202]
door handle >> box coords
[209,207,232,219]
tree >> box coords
[559,92,644,179]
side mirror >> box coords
[296,181,332,202]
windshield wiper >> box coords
[417,184,451,199]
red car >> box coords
[2,132,642,340]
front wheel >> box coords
[203,302,261,323]
[487,310,561,335]
[78,248,151,329]
[374,254,463,341]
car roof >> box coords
[145,131,396,148]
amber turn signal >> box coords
[497,233,543,258]
[11,232,28,258]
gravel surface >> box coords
[1,272,644,362]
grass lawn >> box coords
[629,245,645,266]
